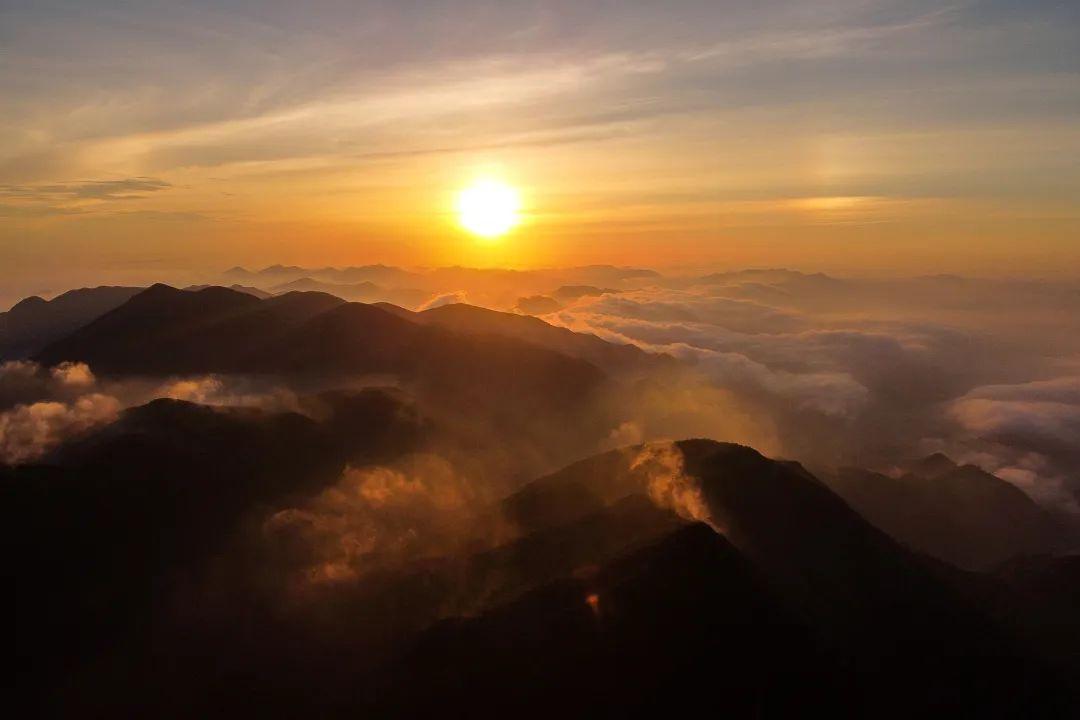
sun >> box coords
[456,179,521,239]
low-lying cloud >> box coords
[0,360,299,464]
[0,392,121,465]
[541,273,1080,511]
[263,453,508,590]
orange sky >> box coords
[2,1,1078,300]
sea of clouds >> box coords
[537,271,1080,513]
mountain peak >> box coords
[9,295,47,312]
[909,452,959,478]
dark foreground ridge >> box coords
[8,423,1078,717]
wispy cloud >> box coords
[0,177,173,219]
[0,177,172,201]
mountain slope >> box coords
[412,301,662,372]
[8,428,1076,716]
[0,286,142,359]
[375,523,821,717]
[36,284,344,373]
[267,277,427,307]
[8,390,428,713]
[34,285,607,426]
[825,457,1064,568]
[500,439,1065,712]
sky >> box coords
[1,0,1078,297]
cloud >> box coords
[546,274,1080,510]
[51,361,96,388]
[0,203,87,218]
[630,442,714,528]
[947,377,1080,456]
[0,177,171,201]
[0,361,120,463]
[154,375,301,412]
[418,291,468,311]
[0,393,121,465]
[550,287,870,420]
[934,377,1080,512]
[0,178,173,220]
[950,393,1080,446]
[1,360,97,409]
[263,453,510,589]
[0,361,300,464]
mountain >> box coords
[552,284,617,302]
[565,264,660,283]
[184,283,272,299]
[513,294,562,315]
[0,286,142,359]
[400,301,663,373]
[317,264,425,287]
[8,427,1076,716]
[267,277,427,307]
[376,523,822,717]
[7,389,431,710]
[825,456,1067,568]
[222,264,309,282]
[35,284,342,373]
[269,277,381,296]
[34,285,608,430]
[496,441,1071,708]
[909,450,960,477]
[223,264,424,288]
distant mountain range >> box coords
[220,263,659,296]
[264,277,428,307]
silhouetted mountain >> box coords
[376,523,822,717]
[34,285,608,431]
[699,268,827,285]
[551,284,617,302]
[928,551,1080,695]
[224,264,424,288]
[268,277,426,307]
[270,277,381,295]
[0,286,142,359]
[567,264,659,282]
[412,301,662,373]
[223,264,308,282]
[498,440,1069,713]
[36,284,344,373]
[8,429,1076,717]
[826,457,1064,568]
[8,390,428,715]
[909,450,959,477]
[513,294,562,315]
[184,283,271,299]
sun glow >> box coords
[456,179,521,239]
